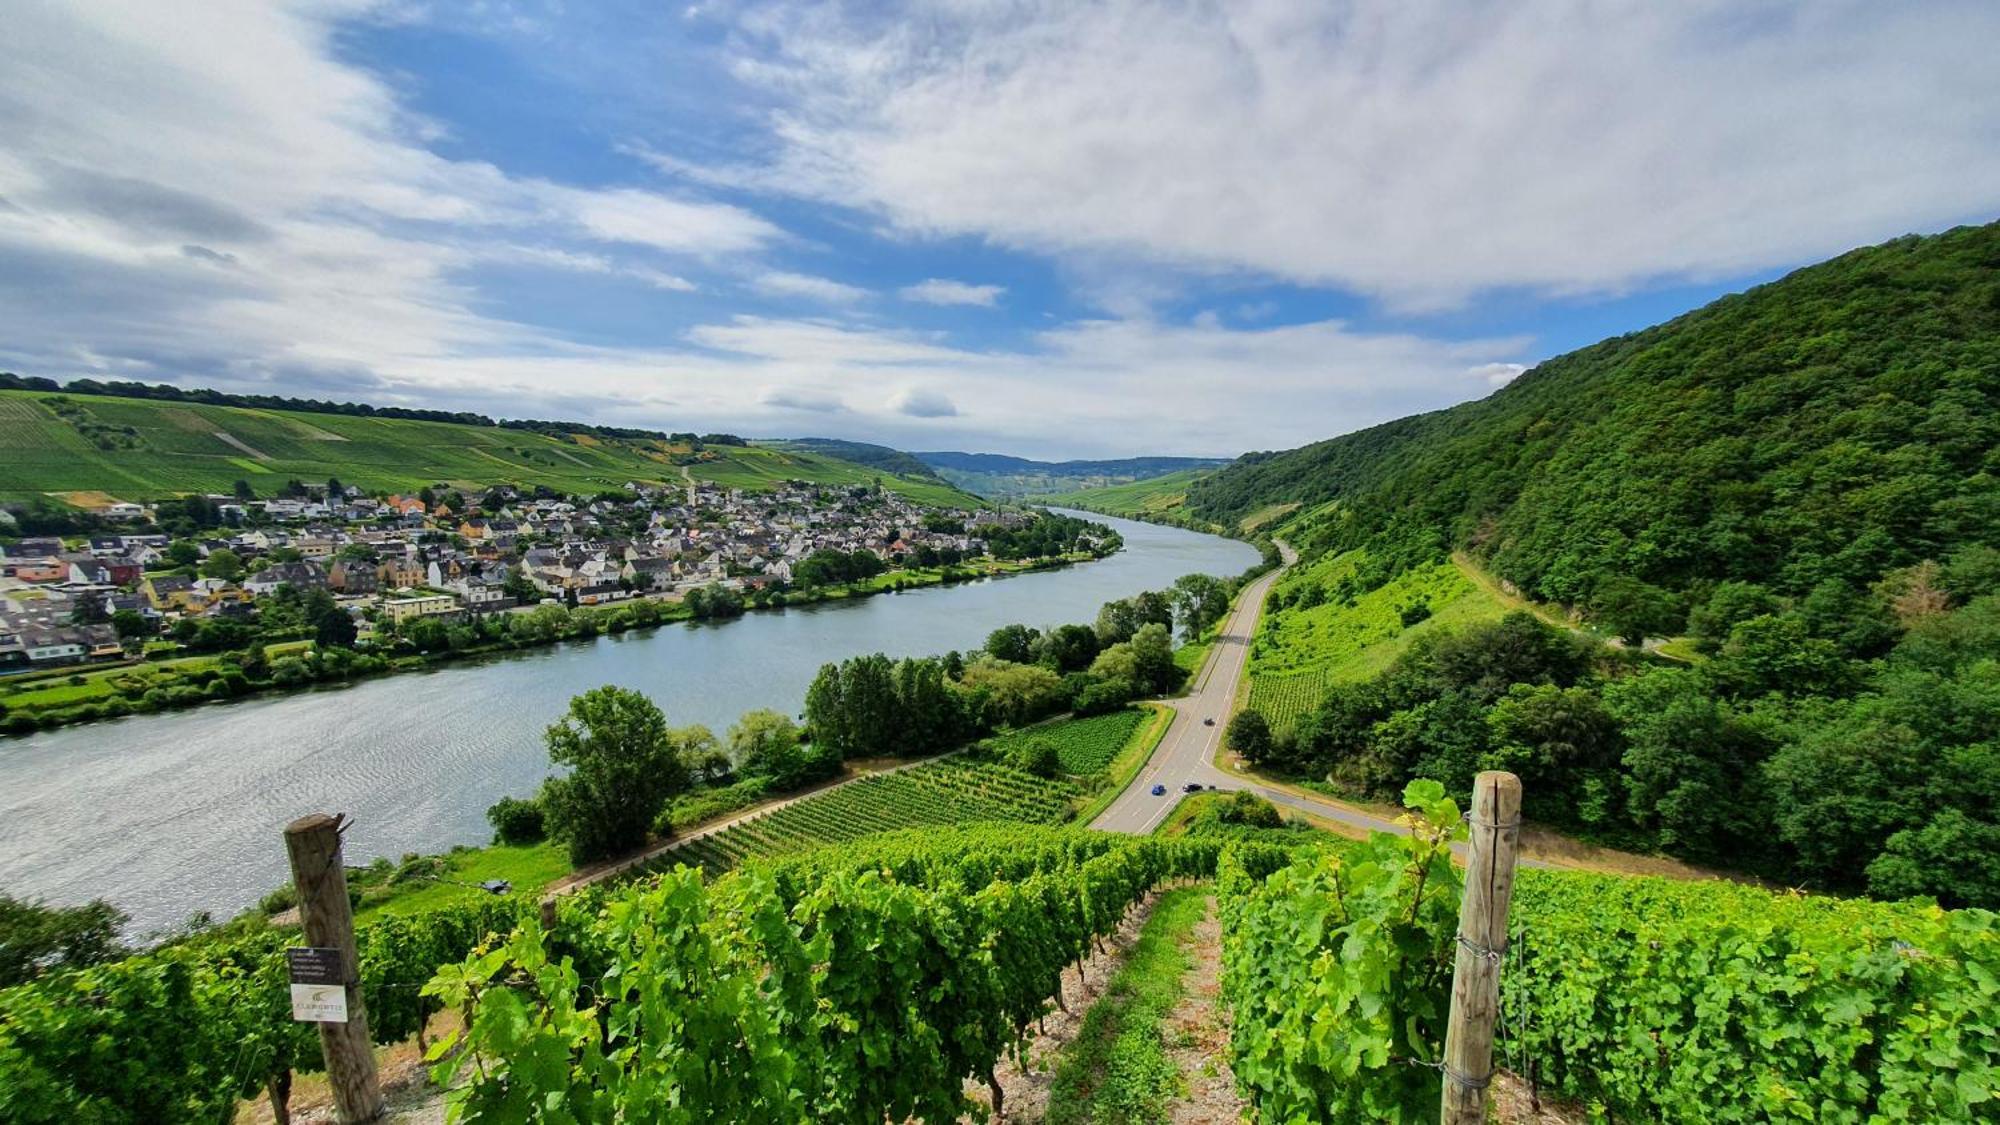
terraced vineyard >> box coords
[984,708,1149,774]
[638,757,1079,875]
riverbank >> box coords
[0,548,1108,737]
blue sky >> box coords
[1,2,1996,459]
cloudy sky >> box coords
[3,1,1996,458]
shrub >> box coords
[485,795,546,844]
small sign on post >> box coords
[287,946,350,1023]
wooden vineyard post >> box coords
[284,813,385,1123]
[1440,771,1522,1125]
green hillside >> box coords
[1187,221,2000,609]
[0,389,975,506]
[918,451,1226,499]
[1031,467,1218,526]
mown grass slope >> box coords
[0,389,975,505]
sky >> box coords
[2,1,1996,460]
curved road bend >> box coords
[1087,543,1548,864]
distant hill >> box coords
[915,451,1227,498]
[0,385,978,508]
[1184,221,2000,606]
[773,438,943,482]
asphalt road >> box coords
[1090,543,1355,834]
[1087,543,1537,855]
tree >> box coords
[537,686,691,863]
[728,709,819,791]
[110,608,151,641]
[325,476,345,499]
[68,596,109,627]
[984,623,1040,664]
[232,478,255,501]
[1688,581,1778,653]
[302,588,356,649]
[1039,623,1100,673]
[1171,573,1231,640]
[1008,737,1061,778]
[1128,622,1178,695]
[0,892,128,987]
[485,796,545,844]
[1225,709,1273,761]
[1604,669,1769,863]
[1590,576,1683,647]
[165,540,200,568]
[199,548,243,581]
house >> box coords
[243,560,329,596]
[4,537,63,557]
[377,554,427,589]
[328,558,380,595]
[143,575,203,612]
[101,502,147,521]
[7,556,67,583]
[575,582,629,606]
[622,557,676,592]
[381,593,460,626]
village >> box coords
[0,478,1070,672]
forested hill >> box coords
[1188,221,2000,606]
[917,451,1228,498]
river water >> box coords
[0,512,1255,933]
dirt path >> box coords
[1160,897,1245,1124]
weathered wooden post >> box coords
[1440,771,1522,1125]
[284,813,385,1123]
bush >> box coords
[1222,791,1283,828]
[485,795,546,844]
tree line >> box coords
[1231,543,2000,906]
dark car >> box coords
[1202,717,1216,726]
[1150,783,1167,796]
[1183,782,1202,793]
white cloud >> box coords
[900,278,1004,307]
[550,186,776,256]
[1468,362,1528,387]
[752,271,869,303]
[890,387,958,418]
[760,385,845,412]
[0,0,764,392]
[728,0,2000,306]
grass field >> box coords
[1244,550,1511,734]
[356,842,571,921]
[0,389,976,505]
[984,708,1150,775]
[636,756,1079,875]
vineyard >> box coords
[1248,550,1508,684]
[0,389,972,504]
[984,707,1149,774]
[1245,668,1332,737]
[1216,782,2000,1124]
[4,801,1998,1123]
[629,756,1080,876]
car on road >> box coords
[1150,783,1167,796]
[1183,782,1203,793]
[1202,717,1216,726]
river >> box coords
[0,512,1255,933]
